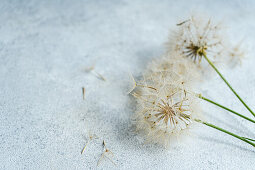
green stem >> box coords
[194,119,255,147]
[243,137,255,142]
[203,53,255,118]
[197,94,255,123]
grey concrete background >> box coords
[0,0,255,169]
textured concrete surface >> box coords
[1,0,255,169]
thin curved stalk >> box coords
[243,137,255,142]
[197,94,255,123]
[194,119,255,148]
[203,53,255,118]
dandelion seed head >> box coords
[133,73,200,146]
[167,15,224,63]
[145,54,201,87]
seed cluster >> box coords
[133,63,198,145]
[132,14,245,146]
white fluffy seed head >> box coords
[133,72,200,146]
[145,54,201,87]
[131,14,246,146]
[166,15,225,64]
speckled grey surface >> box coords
[1,0,255,169]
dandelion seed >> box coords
[97,140,116,166]
[81,132,97,154]
[85,65,106,81]
[176,19,190,26]
[82,87,86,100]
[127,72,137,94]
[85,66,95,72]
[94,71,106,81]
[81,139,90,154]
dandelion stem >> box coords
[197,94,255,123]
[194,119,255,148]
[203,53,255,118]
[243,137,255,142]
